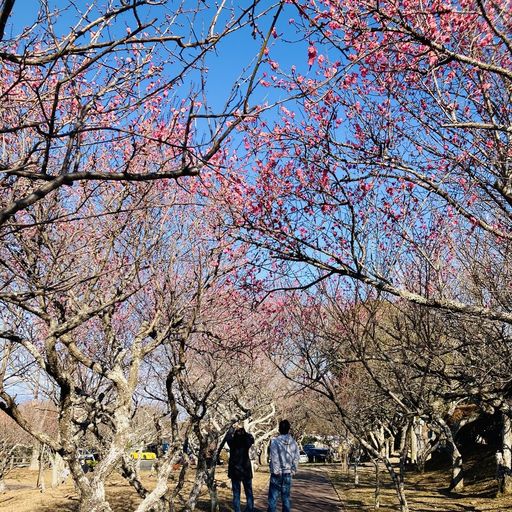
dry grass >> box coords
[6,454,512,512]
[0,467,270,512]
[328,450,512,512]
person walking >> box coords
[224,424,255,512]
[267,419,300,512]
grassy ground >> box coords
[4,453,512,512]
[0,467,269,512]
[328,450,512,511]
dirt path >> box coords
[253,467,343,512]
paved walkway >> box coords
[254,468,343,512]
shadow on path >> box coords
[254,468,343,512]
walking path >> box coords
[254,467,343,512]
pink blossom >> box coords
[308,45,317,67]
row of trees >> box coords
[264,280,512,511]
[0,166,312,511]
[0,1,295,511]
[1,0,512,511]
[223,0,512,509]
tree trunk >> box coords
[66,455,114,512]
[498,413,512,495]
[205,464,219,512]
[448,438,464,492]
[412,420,430,472]
[184,465,207,512]
[437,418,463,492]
[374,461,380,510]
[382,458,409,512]
[37,445,46,492]
[52,452,68,488]
[29,444,40,470]
[386,436,393,459]
[396,480,408,512]
[417,435,439,475]
[132,450,182,512]
[78,482,113,512]
[410,424,418,465]
[399,427,407,455]
[170,460,190,512]
[351,430,409,511]
[398,442,409,512]
[341,449,348,473]
[0,477,6,493]
[417,454,426,474]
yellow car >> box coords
[130,450,157,460]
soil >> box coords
[3,451,512,512]
[328,450,512,512]
[0,467,269,512]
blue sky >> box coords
[6,1,309,115]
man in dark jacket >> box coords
[224,425,255,512]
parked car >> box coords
[303,445,333,463]
[299,451,309,464]
[130,450,157,460]
[78,450,99,472]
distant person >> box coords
[267,419,300,512]
[224,424,255,512]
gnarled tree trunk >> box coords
[437,418,463,492]
[373,460,380,510]
[382,457,409,512]
[51,452,68,488]
[498,413,512,495]
[77,481,113,512]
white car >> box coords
[299,451,309,464]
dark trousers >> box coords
[232,478,254,512]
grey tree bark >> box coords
[498,413,512,495]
